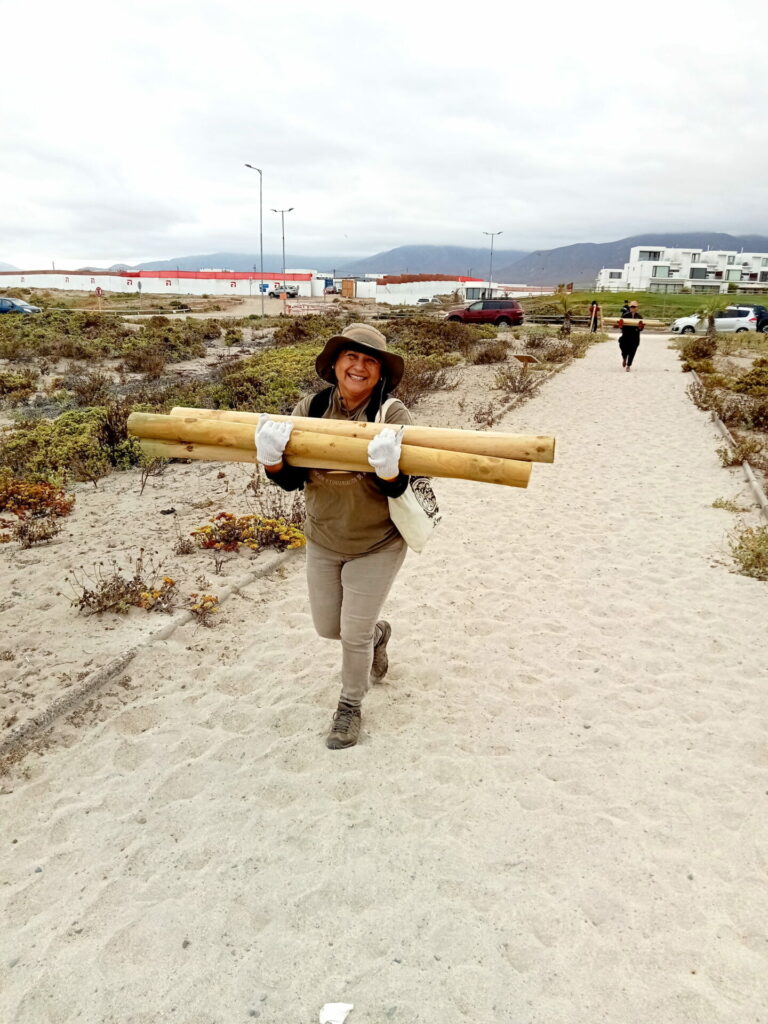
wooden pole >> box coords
[138,439,361,471]
[168,406,556,464]
[128,412,533,488]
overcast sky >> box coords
[3,0,767,268]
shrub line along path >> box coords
[2,336,768,1024]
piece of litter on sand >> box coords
[319,1003,353,1024]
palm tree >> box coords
[555,289,574,338]
[696,296,728,336]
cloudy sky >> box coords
[3,0,767,268]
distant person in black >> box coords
[588,299,601,332]
[620,300,631,317]
[618,300,644,371]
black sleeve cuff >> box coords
[264,463,307,491]
[373,472,410,498]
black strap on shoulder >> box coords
[364,380,393,422]
[308,386,334,418]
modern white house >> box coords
[596,245,768,294]
[0,268,553,306]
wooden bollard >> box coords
[128,412,533,488]
[169,406,556,464]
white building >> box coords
[0,268,321,298]
[0,268,554,306]
[596,245,768,295]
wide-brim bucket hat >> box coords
[316,323,405,389]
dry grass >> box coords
[729,525,768,580]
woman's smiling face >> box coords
[334,348,383,406]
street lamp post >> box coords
[271,206,294,309]
[483,230,502,299]
[244,163,265,318]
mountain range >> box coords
[5,232,768,284]
[105,244,528,277]
[110,234,768,285]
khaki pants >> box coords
[306,537,407,705]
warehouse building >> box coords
[0,268,553,306]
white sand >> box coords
[2,336,768,1023]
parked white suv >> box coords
[671,304,768,334]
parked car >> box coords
[416,297,432,304]
[268,285,299,299]
[671,304,768,334]
[0,297,41,314]
[446,298,524,327]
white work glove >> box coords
[367,427,403,480]
[255,414,293,467]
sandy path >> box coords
[2,337,767,1024]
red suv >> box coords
[446,299,524,327]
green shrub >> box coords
[749,398,768,431]
[729,526,768,580]
[471,340,508,364]
[0,403,142,484]
[118,317,214,376]
[211,344,321,413]
[0,369,39,404]
[681,335,717,362]
[272,314,345,347]
[681,358,716,375]
[716,435,764,466]
[0,310,131,361]
[731,358,768,397]
[392,354,458,408]
[540,340,574,363]
[120,341,167,377]
[494,364,537,395]
[386,318,495,359]
[63,369,116,406]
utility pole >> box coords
[483,230,502,299]
[244,164,265,317]
[271,206,294,311]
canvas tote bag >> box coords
[377,400,441,553]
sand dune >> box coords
[1,336,767,1023]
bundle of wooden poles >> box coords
[127,408,556,490]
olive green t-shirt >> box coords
[292,389,412,555]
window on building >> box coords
[762,258,768,267]
[64,277,69,283]
[649,282,683,293]
[689,268,707,279]
[652,265,669,278]
[690,254,701,263]
[165,280,172,286]
[638,250,662,261]
[691,284,720,294]
[727,269,741,281]
[761,272,768,283]
[90,278,95,284]
[727,256,735,265]
[608,271,622,279]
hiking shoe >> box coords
[371,620,392,681]
[326,702,362,750]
